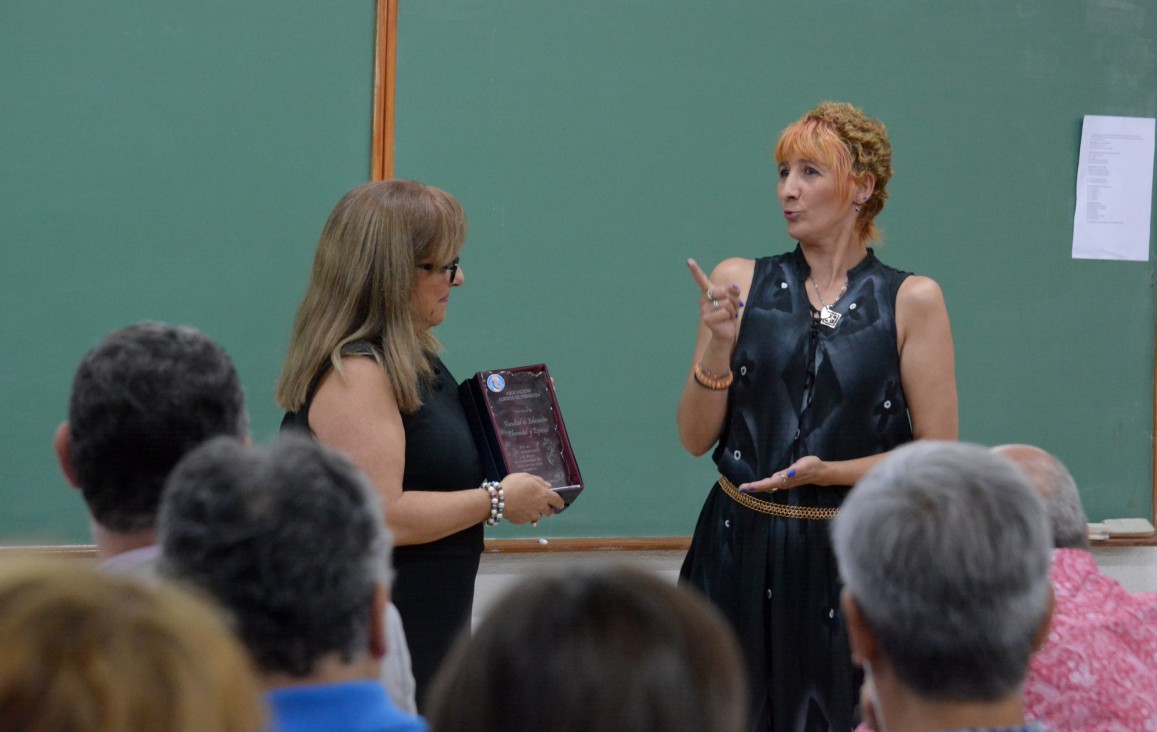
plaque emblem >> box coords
[486,373,506,392]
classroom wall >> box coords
[2,1,1155,543]
[472,546,1157,625]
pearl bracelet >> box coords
[481,480,504,526]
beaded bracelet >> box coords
[481,480,504,526]
[693,362,734,390]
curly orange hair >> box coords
[775,102,893,243]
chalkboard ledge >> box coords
[484,536,1157,551]
[1091,535,1157,548]
[1,535,1154,558]
[483,537,691,554]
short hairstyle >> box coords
[67,322,247,532]
[774,101,892,243]
[276,179,467,415]
[992,444,1089,550]
[158,433,391,677]
[832,441,1052,702]
[426,565,748,732]
[0,557,264,732]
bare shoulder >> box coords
[896,275,954,354]
[317,354,393,404]
[337,354,387,381]
[711,257,755,286]
[896,275,948,316]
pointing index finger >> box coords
[686,258,714,292]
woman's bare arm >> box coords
[676,257,754,455]
[308,357,562,545]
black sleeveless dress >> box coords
[282,350,484,710]
[680,246,913,732]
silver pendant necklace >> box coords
[810,275,848,329]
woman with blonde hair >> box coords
[0,558,263,732]
[677,102,958,730]
[277,179,563,706]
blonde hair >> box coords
[276,180,467,414]
[774,101,893,243]
[0,558,264,732]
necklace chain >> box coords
[809,276,848,310]
[810,276,848,329]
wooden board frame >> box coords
[371,0,398,180]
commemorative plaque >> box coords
[459,364,584,507]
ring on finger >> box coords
[781,472,788,487]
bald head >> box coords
[992,444,1088,550]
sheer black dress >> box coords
[680,246,913,731]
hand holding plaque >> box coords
[459,364,584,508]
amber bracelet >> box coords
[693,362,733,390]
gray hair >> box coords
[832,441,1052,702]
[68,322,248,532]
[158,433,391,677]
[992,444,1088,550]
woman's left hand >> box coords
[738,456,827,494]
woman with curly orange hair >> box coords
[677,102,958,731]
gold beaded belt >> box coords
[717,475,839,520]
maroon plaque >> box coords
[459,364,583,506]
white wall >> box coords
[473,546,1157,625]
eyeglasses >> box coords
[417,256,460,282]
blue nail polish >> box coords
[739,300,746,307]
[788,469,796,478]
[738,487,747,494]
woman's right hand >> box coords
[687,258,743,344]
[677,257,753,457]
[500,472,565,525]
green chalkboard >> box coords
[2,1,1154,544]
[392,1,1156,538]
[1,1,378,543]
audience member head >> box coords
[0,557,263,732]
[158,433,391,684]
[426,564,747,732]
[992,443,1089,550]
[832,441,1053,726]
[55,322,247,535]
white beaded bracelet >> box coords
[481,480,504,526]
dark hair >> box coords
[426,565,747,732]
[67,322,247,532]
[158,434,391,677]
